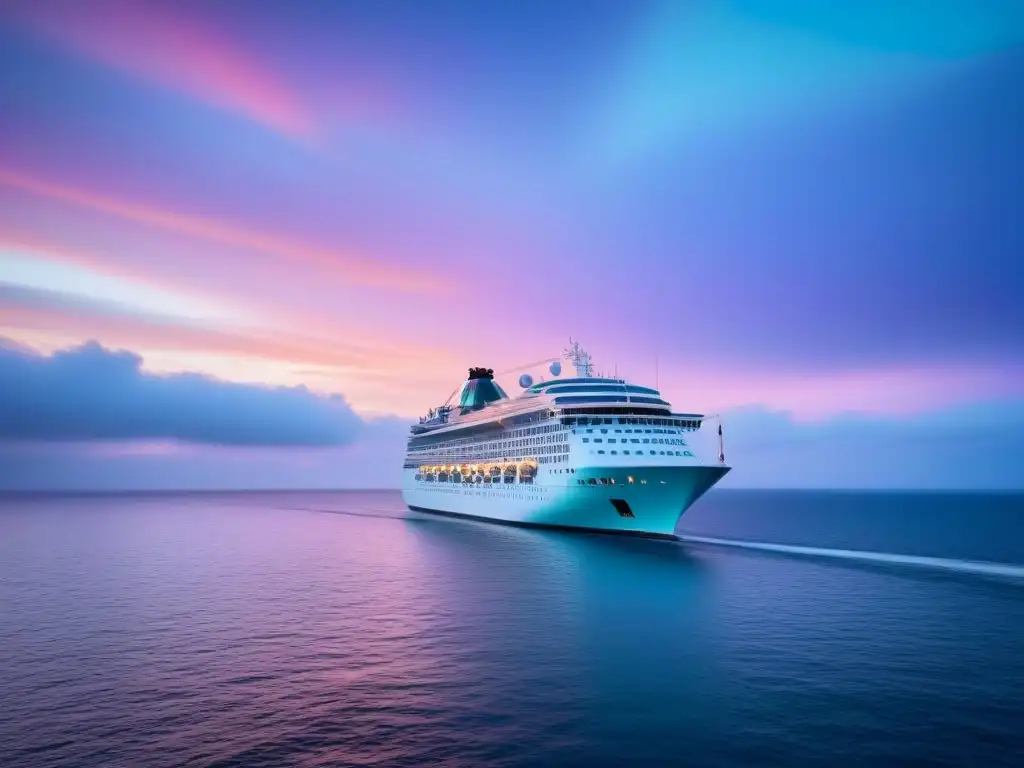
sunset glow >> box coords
[1,0,1021,488]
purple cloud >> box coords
[0,340,372,446]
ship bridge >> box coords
[522,378,672,409]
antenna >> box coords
[563,337,594,377]
[655,353,659,390]
[701,413,727,464]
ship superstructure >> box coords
[401,340,730,537]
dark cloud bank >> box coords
[1,340,1022,490]
[0,339,370,446]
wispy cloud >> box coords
[4,0,314,138]
[0,240,244,323]
[0,167,448,294]
[0,282,441,373]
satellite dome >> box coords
[518,373,534,388]
[549,361,562,376]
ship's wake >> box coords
[680,535,1024,583]
[274,505,406,520]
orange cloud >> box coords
[6,0,312,138]
[0,280,462,373]
[0,288,461,412]
[0,168,448,294]
[0,230,462,407]
[0,296,461,416]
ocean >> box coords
[0,490,1021,767]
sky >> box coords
[0,0,1021,490]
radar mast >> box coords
[563,337,595,377]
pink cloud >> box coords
[0,229,462,375]
[0,228,240,312]
[0,167,450,294]
[6,0,314,138]
[0,300,359,369]
[0,287,462,416]
[0,293,459,377]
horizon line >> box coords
[0,487,1021,496]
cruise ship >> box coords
[401,340,731,538]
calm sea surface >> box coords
[1,490,1022,767]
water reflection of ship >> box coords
[405,511,716,723]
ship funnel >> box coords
[456,366,508,412]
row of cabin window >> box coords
[411,456,556,467]
[417,451,569,468]
[562,416,699,428]
[411,432,566,459]
[591,449,694,457]
[580,427,682,435]
[539,454,568,464]
[409,436,565,460]
[411,451,544,459]
[583,437,685,446]
[412,444,568,463]
[409,421,565,453]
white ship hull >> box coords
[402,463,729,538]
